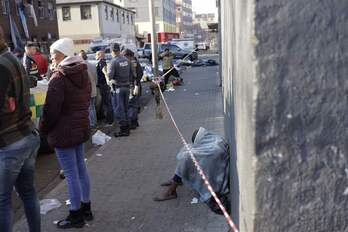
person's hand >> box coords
[6,97,16,112]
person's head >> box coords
[110,43,120,57]
[25,43,36,56]
[123,49,134,59]
[79,49,88,60]
[50,38,75,66]
[95,50,105,60]
[13,47,24,58]
[164,48,170,53]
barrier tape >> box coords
[153,51,239,232]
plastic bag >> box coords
[40,199,62,215]
[92,130,112,145]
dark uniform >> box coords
[96,58,114,124]
[128,57,143,129]
[108,55,133,136]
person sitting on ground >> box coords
[154,127,230,214]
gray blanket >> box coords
[175,127,230,202]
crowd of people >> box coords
[0,23,144,230]
[0,23,229,231]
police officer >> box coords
[108,43,133,137]
[123,49,143,130]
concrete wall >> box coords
[221,0,348,231]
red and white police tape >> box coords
[153,60,239,232]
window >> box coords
[128,7,136,16]
[122,11,125,24]
[126,13,129,24]
[116,9,119,22]
[38,1,45,18]
[81,5,91,20]
[154,7,159,17]
[62,6,71,21]
[105,6,108,20]
[1,0,9,15]
[47,2,54,20]
[110,8,114,21]
[130,15,133,24]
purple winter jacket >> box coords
[39,56,91,148]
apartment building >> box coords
[121,0,177,37]
[0,0,59,53]
[56,0,135,51]
[175,0,193,38]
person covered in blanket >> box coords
[123,49,143,129]
[154,127,231,215]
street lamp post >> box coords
[148,0,158,77]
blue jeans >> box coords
[55,144,90,211]
[0,133,40,232]
[89,97,97,127]
[115,87,130,128]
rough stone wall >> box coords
[254,1,348,231]
[221,0,348,231]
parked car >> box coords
[143,43,152,59]
[137,48,144,58]
[143,43,198,61]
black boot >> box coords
[129,120,138,130]
[81,202,94,221]
[114,126,130,137]
[57,209,85,229]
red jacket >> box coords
[39,57,91,148]
[33,51,48,75]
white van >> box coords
[169,39,195,51]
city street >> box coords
[14,58,229,232]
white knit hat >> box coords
[50,38,75,57]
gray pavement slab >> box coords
[14,64,229,232]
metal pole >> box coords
[148,0,158,77]
[217,0,222,86]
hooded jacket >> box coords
[39,56,91,148]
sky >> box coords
[192,0,217,14]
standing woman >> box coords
[39,38,93,229]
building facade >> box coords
[194,13,216,30]
[0,0,59,54]
[56,0,135,51]
[121,0,176,37]
[193,12,218,48]
[175,0,193,38]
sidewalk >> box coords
[14,65,229,232]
